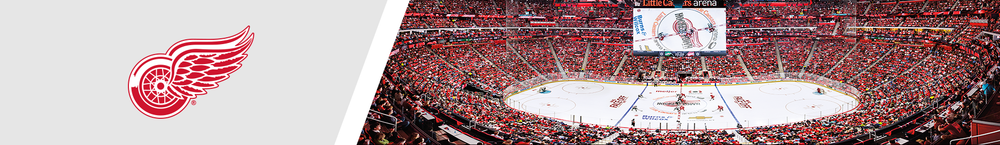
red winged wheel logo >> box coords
[128,26,254,119]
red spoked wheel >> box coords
[139,67,177,107]
[130,62,189,119]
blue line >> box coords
[714,83,742,125]
[614,83,649,126]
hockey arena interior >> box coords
[359,0,1000,144]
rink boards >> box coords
[504,80,860,130]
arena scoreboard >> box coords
[632,0,726,57]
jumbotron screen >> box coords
[632,0,726,56]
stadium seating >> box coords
[361,0,999,144]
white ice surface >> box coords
[505,80,859,130]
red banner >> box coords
[726,43,766,47]
[530,21,557,26]
[518,16,546,19]
[446,14,475,17]
[741,2,812,7]
[593,43,630,46]
[939,45,952,51]
[581,36,611,39]
[971,19,989,27]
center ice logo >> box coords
[507,80,859,130]
[127,26,254,119]
[733,96,752,109]
[609,95,629,108]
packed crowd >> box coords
[612,130,739,144]
[392,28,630,53]
[508,1,627,18]
[586,44,628,76]
[893,1,923,14]
[511,40,560,74]
[727,29,816,37]
[899,17,944,27]
[923,0,952,12]
[436,44,517,92]
[728,0,852,18]
[954,0,1000,11]
[851,27,951,42]
[380,37,988,144]
[358,75,445,145]
[738,118,865,144]
[803,39,851,75]
[735,53,979,144]
[616,52,658,78]
[867,2,897,15]
[826,43,894,82]
[398,47,469,89]
[736,45,779,76]
[942,16,990,47]
[362,0,1000,144]
[661,56,703,78]
[472,43,539,82]
[816,23,838,35]
[776,39,812,73]
[405,0,502,15]
[727,19,814,28]
[704,51,747,78]
[506,29,630,38]
[398,0,631,30]
[394,29,504,49]
[876,51,965,100]
[850,45,928,91]
[861,17,904,27]
[552,39,587,72]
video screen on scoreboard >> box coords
[632,0,726,57]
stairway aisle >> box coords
[823,43,861,77]
[846,45,898,83]
[592,132,621,145]
[547,40,569,78]
[799,41,819,76]
[734,49,755,81]
[506,41,544,78]
[613,53,630,76]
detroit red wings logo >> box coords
[128,26,254,119]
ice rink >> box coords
[504,80,860,130]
